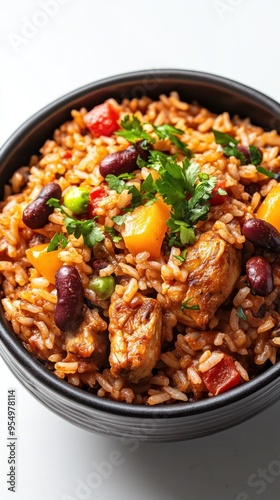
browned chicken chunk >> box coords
[109,291,163,383]
[163,230,241,329]
[66,308,108,367]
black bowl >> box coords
[1,70,280,442]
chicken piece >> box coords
[66,308,108,367]
[163,230,241,329]
[109,292,162,383]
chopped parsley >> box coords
[104,226,122,243]
[47,232,68,252]
[155,158,216,246]
[105,153,216,247]
[115,115,153,143]
[111,215,126,225]
[237,306,247,321]
[223,145,247,165]
[153,124,193,158]
[249,145,262,166]
[181,298,200,311]
[212,129,263,166]
[116,115,192,157]
[47,198,105,248]
[174,248,188,263]
[212,129,238,147]
[256,165,280,180]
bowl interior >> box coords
[1,69,280,418]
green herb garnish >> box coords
[153,124,193,158]
[249,145,262,166]
[116,115,192,157]
[181,298,200,311]
[47,198,104,248]
[154,157,216,246]
[256,166,280,180]
[47,232,68,252]
[212,129,263,166]
[111,215,126,225]
[106,174,126,194]
[223,145,247,165]
[104,226,122,243]
[212,129,238,146]
[237,306,247,321]
[174,248,188,263]
[115,115,153,143]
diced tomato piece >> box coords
[210,179,228,206]
[62,151,72,159]
[84,102,119,137]
[201,354,241,395]
[88,186,106,217]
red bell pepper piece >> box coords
[201,354,241,395]
[210,179,228,206]
[62,151,72,159]
[88,186,106,217]
[84,102,119,138]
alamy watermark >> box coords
[6,0,72,53]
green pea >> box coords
[64,187,89,215]
[89,276,116,300]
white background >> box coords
[1,1,280,499]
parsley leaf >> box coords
[47,198,104,248]
[129,185,143,208]
[148,153,216,247]
[237,306,247,321]
[116,115,192,157]
[256,166,279,179]
[106,174,126,194]
[47,232,68,252]
[212,129,238,146]
[117,172,136,180]
[181,298,200,311]
[249,146,262,166]
[112,215,126,225]
[213,129,263,167]
[115,115,153,143]
[104,226,122,243]
[174,248,188,263]
[223,145,247,165]
[148,150,178,170]
[166,218,196,245]
[153,124,193,158]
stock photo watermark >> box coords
[236,454,280,499]
[6,0,72,53]
[61,418,165,500]
[213,0,247,20]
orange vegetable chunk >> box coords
[122,199,170,258]
[257,185,280,233]
[26,243,63,284]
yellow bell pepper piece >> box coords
[257,184,280,232]
[26,243,63,284]
[121,199,170,258]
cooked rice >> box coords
[1,92,280,405]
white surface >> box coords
[1,1,280,499]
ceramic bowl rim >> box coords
[1,68,280,418]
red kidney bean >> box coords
[92,259,108,272]
[22,182,62,229]
[99,141,153,177]
[54,266,84,331]
[246,256,273,296]
[242,218,280,253]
